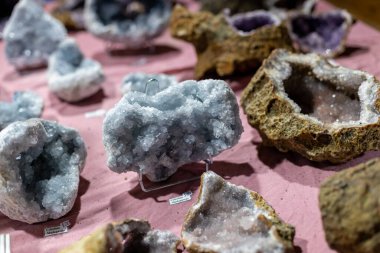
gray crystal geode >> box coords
[103,79,243,182]
[3,0,67,70]
[84,0,171,47]
[48,38,104,102]
[288,10,353,57]
[182,171,296,253]
[0,119,86,224]
[121,72,177,95]
[0,91,44,131]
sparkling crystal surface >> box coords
[121,72,177,95]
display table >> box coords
[0,1,380,252]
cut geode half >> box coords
[59,219,180,253]
[121,72,177,95]
[3,0,67,70]
[48,38,104,102]
[84,0,171,47]
[103,79,243,182]
[241,49,380,163]
[182,171,295,253]
[0,91,44,131]
[0,119,86,224]
[288,10,353,57]
[319,158,380,253]
[170,5,293,78]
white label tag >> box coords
[169,191,193,205]
[84,109,107,118]
[44,221,71,237]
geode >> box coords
[103,79,243,182]
[319,158,380,253]
[182,171,295,253]
[48,38,104,102]
[84,0,171,47]
[0,91,44,131]
[241,49,380,163]
[59,219,180,253]
[121,72,177,95]
[0,119,86,224]
[3,0,67,70]
[288,10,353,57]
[52,0,85,30]
[170,5,293,79]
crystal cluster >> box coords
[48,38,104,102]
[121,72,177,95]
[3,0,67,70]
[0,119,86,224]
[241,49,380,163]
[103,79,243,182]
[182,171,295,253]
[0,91,44,131]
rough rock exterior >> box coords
[48,38,104,102]
[319,158,380,253]
[0,91,44,130]
[59,219,180,253]
[3,0,67,70]
[0,119,86,224]
[241,49,380,163]
[103,79,243,182]
[182,171,295,253]
[121,72,177,95]
[170,5,293,79]
[52,0,85,30]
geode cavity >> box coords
[170,5,293,78]
[241,49,380,163]
[182,171,295,253]
[121,72,177,95]
[103,79,243,182]
[0,119,86,224]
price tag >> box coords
[44,221,71,237]
[84,109,107,118]
[169,191,193,205]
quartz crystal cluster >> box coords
[121,72,177,95]
[319,158,380,253]
[0,91,44,131]
[103,79,243,182]
[0,119,86,224]
[3,0,67,70]
[48,38,104,102]
[182,171,295,253]
[241,49,380,163]
[59,219,180,253]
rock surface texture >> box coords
[182,171,295,253]
[0,91,44,131]
[319,158,380,253]
[170,5,293,79]
[241,49,380,163]
[0,119,86,224]
[52,0,85,30]
[59,219,180,253]
[48,38,104,102]
[103,79,243,182]
[121,72,177,95]
[3,0,67,70]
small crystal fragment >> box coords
[121,72,177,95]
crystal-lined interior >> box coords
[230,13,276,33]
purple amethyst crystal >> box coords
[288,10,353,57]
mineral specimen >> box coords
[0,0,18,39]
[0,119,86,224]
[52,0,85,30]
[319,158,380,253]
[103,79,243,182]
[241,49,380,163]
[59,219,180,253]
[84,0,171,47]
[0,91,44,131]
[121,72,177,95]
[288,10,353,57]
[3,0,67,70]
[170,5,293,79]
[48,38,104,102]
[182,171,295,253]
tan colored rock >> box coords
[182,171,295,253]
[319,158,380,253]
[170,5,293,79]
[241,49,380,163]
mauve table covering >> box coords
[1,1,380,253]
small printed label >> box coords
[44,221,70,237]
[169,191,193,205]
[84,109,107,118]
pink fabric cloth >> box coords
[1,2,380,252]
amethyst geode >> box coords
[288,10,353,57]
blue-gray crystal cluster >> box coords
[121,72,177,95]
[103,79,243,182]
